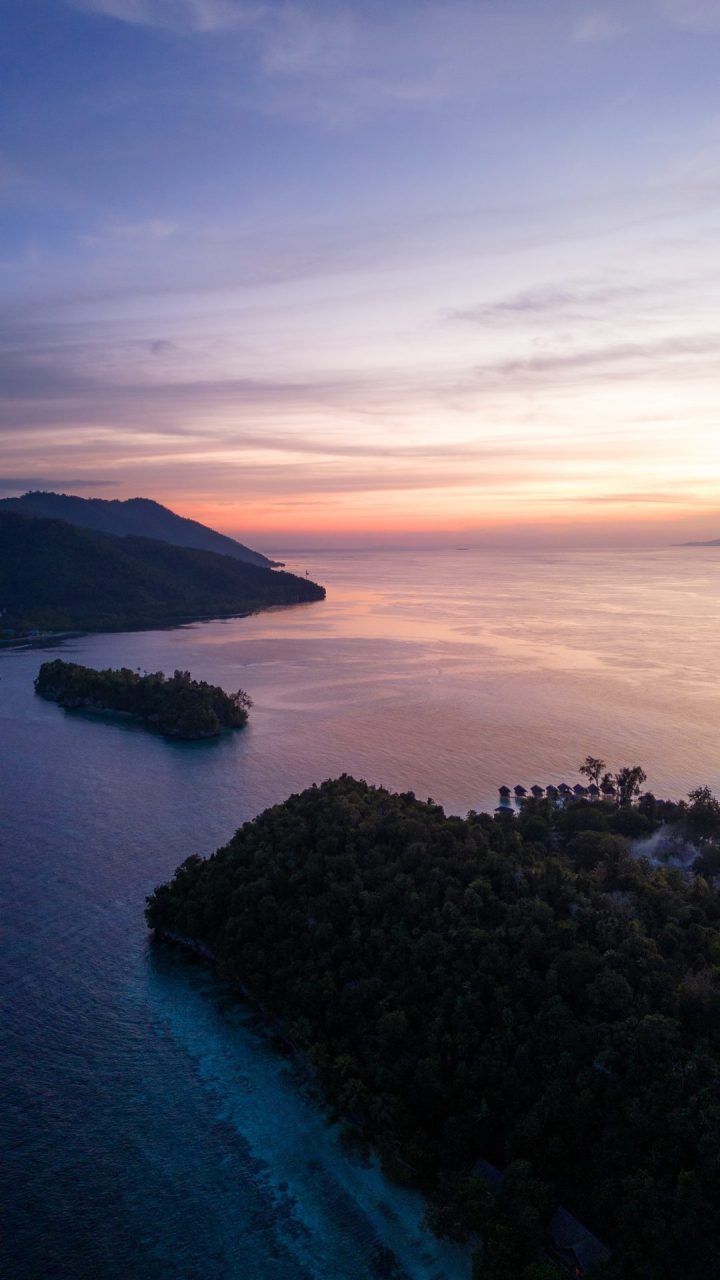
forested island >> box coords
[0,490,278,567]
[0,510,323,638]
[147,773,720,1279]
[35,659,252,739]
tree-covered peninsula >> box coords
[0,510,324,637]
[36,659,252,739]
[147,775,720,1279]
[0,490,278,568]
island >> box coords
[0,510,324,638]
[35,659,252,739]
[147,773,720,1279]
[0,489,279,568]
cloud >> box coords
[107,219,178,240]
[0,477,117,493]
[573,8,627,43]
[473,333,720,384]
[69,0,262,33]
[450,280,662,324]
[65,1,587,128]
[655,0,720,33]
[577,491,692,504]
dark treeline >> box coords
[0,510,324,636]
[35,659,252,739]
[147,775,720,1278]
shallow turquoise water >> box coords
[2,546,719,1277]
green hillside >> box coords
[0,511,324,635]
[0,491,276,567]
[147,776,720,1280]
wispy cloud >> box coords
[655,0,720,33]
[573,8,628,44]
[579,490,694,504]
[69,0,262,33]
[450,279,664,324]
[7,0,720,541]
[66,1,584,127]
[473,333,720,385]
[0,477,117,493]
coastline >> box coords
[0,594,325,649]
[153,929,319,1065]
[152,926,476,1274]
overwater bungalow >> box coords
[514,784,527,798]
[558,782,572,797]
[498,785,511,799]
[573,783,588,798]
[587,783,600,799]
[530,784,545,798]
[600,778,616,798]
[546,784,559,799]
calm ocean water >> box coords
[2,546,719,1278]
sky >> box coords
[1,0,720,549]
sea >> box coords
[2,546,719,1279]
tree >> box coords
[600,772,616,799]
[580,756,607,788]
[685,787,720,842]
[614,765,647,807]
[147,773,720,1280]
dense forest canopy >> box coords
[0,510,323,635]
[147,774,720,1279]
[36,659,252,739]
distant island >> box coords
[35,659,252,739]
[147,772,720,1279]
[0,510,324,638]
[680,537,720,546]
[0,490,279,568]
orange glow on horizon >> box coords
[174,494,720,550]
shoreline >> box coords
[153,926,476,1273]
[0,594,325,649]
[153,929,318,1065]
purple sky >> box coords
[2,0,720,547]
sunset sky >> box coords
[2,0,720,548]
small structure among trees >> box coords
[495,758,652,813]
[546,1206,610,1276]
